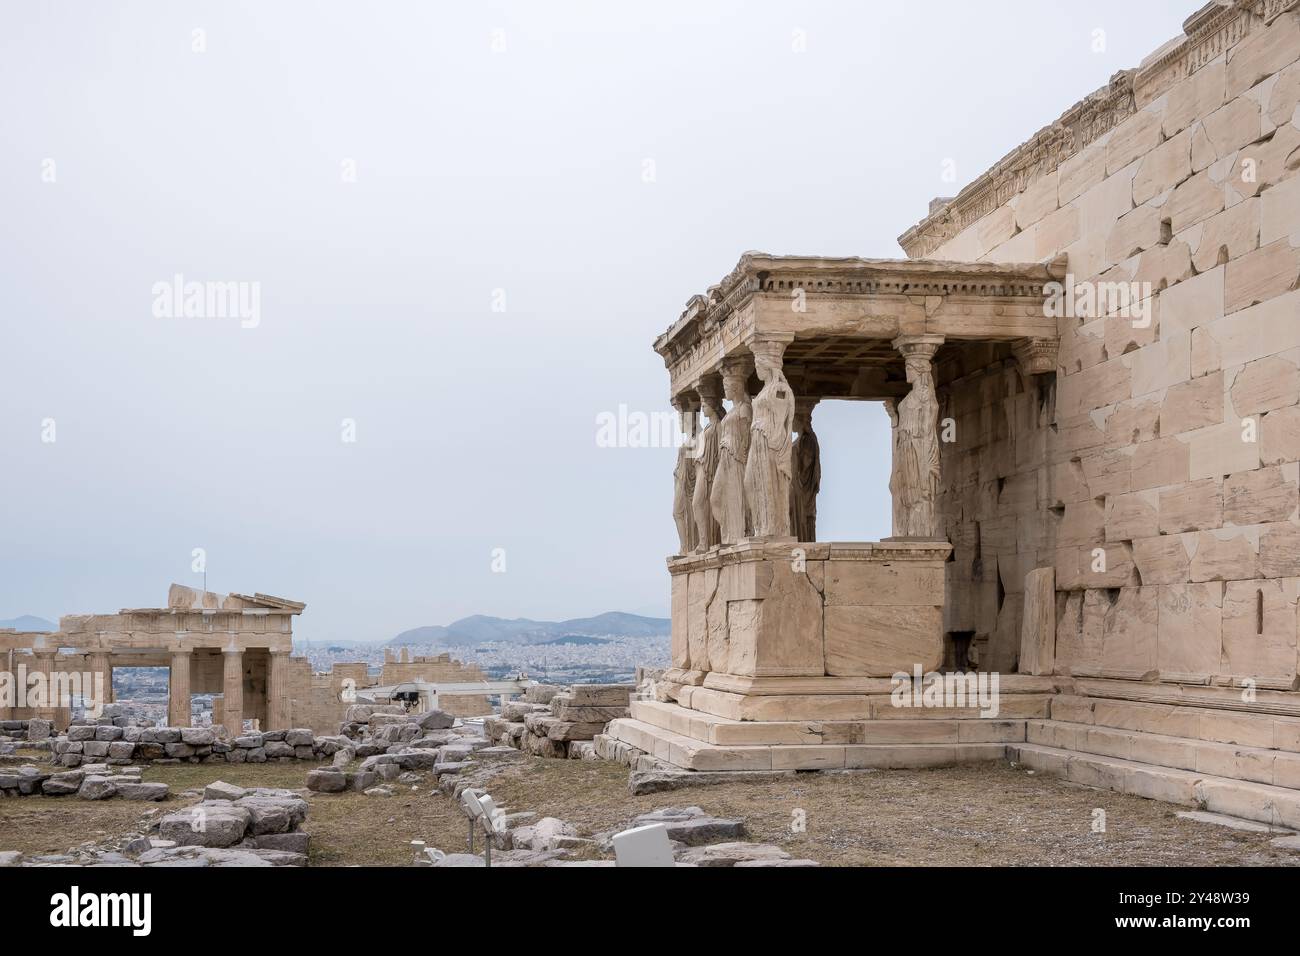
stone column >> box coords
[671,394,699,554]
[790,396,822,542]
[30,649,57,720]
[745,336,796,539]
[709,355,755,545]
[168,650,192,728]
[86,651,112,717]
[267,648,289,732]
[223,645,244,738]
[889,334,945,539]
[691,376,724,552]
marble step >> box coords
[1050,695,1300,754]
[676,683,1051,722]
[1027,719,1300,790]
[631,699,1025,747]
[606,716,1008,772]
[1010,743,1300,830]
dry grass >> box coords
[2,753,1297,866]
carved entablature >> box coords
[655,253,1065,400]
[1012,337,1060,376]
[899,0,1300,260]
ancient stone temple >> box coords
[607,1,1300,827]
[0,584,305,732]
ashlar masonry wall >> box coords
[913,4,1300,689]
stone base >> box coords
[604,680,1054,771]
[669,539,952,679]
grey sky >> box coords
[0,1,1193,642]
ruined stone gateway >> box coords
[605,0,1300,829]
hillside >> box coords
[388,611,668,647]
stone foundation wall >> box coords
[936,348,1057,672]
[46,722,349,768]
[916,4,1300,689]
[669,541,950,678]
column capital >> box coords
[719,352,754,375]
[1012,336,1059,376]
[744,331,796,347]
[693,374,723,408]
[268,647,289,656]
[891,333,945,359]
[746,333,794,370]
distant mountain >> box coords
[388,611,669,647]
[0,615,56,632]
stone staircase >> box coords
[606,698,1032,772]
[1011,695,1300,829]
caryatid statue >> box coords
[744,339,796,539]
[691,377,724,552]
[671,396,698,554]
[709,357,753,545]
[888,336,944,538]
[790,397,821,542]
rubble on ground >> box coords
[484,683,634,758]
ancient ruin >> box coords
[603,0,1300,830]
[0,584,493,736]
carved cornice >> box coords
[1012,337,1060,376]
[653,253,1067,368]
[898,0,1300,259]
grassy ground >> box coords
[2,750,1297,866]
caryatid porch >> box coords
[607,253,1065,771]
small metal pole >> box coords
[467,817,475,853]
[484,838,491,868]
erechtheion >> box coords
[607,0,1300,821]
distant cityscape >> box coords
[299,633,670,687]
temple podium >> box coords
[603,253,1063,771]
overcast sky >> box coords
[0,1,1193,642]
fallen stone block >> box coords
[630,807,745,845]
[253,831,311,855]
[159,803,252,848]
[306,769,347,793]
[117,782,169,801]
[204,781,248,802]
[677,842,793,867]
[41,770,86,796]
[417,709,455,731]
[511,817,577,851]
[233,795,308,835]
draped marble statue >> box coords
[888,349,942,538]
[709,360,752,545]
[691,380,724,551]
[671,398,698,553]
[790,398,821,542]
[744,341,795,539]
